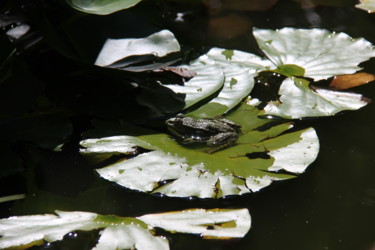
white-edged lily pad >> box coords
[0,209,250,249]
[186,51,263,118]
[95,30,180,67]
[356,0,375,12]
[80,104,319,198]
[198,28,374,118]
[263,77,369,119]
[138,208,251,239]
[67,0,142,15]
[253,27,375,80]
[163,60,225,109]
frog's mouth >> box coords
[166,126,185,139]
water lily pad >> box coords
[163,60,225,110]
[253,27,375,80]
[80,104,319,198]
[187,56,256,118]
[184,48,272,118]
[206,47,273,70]
[0,209,250,249]
[95,30,180,67]
[356,0,375,13]
[199,28,374,118]
[67,0,143,15]
[263,78,369,119]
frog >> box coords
[165,116,241,152]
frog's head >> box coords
[165,117,189,138]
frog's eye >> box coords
[165,119,175,126]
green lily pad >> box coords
[0,208,250,249]
[263,77,369,119]
[253,27,375,80]
[80,104,319,198]
[200,28,374,118]
[67,0,143,15]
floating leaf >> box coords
[207,47,273,71]
[67,0,143,15]
[95,30,180,67]
[329,72,375,90]
[138,208,251,239]
[263,78,369,119]
[200,28,374,118]
[187,55,256,118]
[0,209,250,249]
[356,0,375,13]
[184,48,272,118]
[163,59,225,110]
[81,104,319,198]
[253,27,375,80]
[92,224,167,250]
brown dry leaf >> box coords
[329,72,375,90]
[161,67,197,79]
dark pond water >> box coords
[1,0,375,249]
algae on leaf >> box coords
[0,209,250,249]
[80,104,319,198]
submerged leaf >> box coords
[67,0,143,15]
[95,30,180,67]
[81,104,319,198]
[263,78,369,118]
[0,209,250,249]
